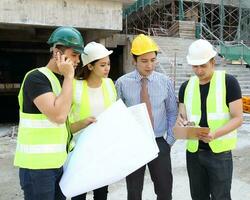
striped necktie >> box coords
[140,78,154,127]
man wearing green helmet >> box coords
[14,26,84,200]
[47,26,85,54]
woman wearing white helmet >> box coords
[69,42,117,200]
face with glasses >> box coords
[192,58,215,84]
[134,51,157,77]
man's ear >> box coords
[132,58,137,66]
[211,58,216,65]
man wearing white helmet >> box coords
[176,39,243,200]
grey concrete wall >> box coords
[0,0,124,31]
[122,35,135,74]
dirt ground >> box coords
[0,123,250,200]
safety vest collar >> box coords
[71,78,117,123]
[38,67,62,96]
[185,76,200,124]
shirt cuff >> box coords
[166,134,176,146]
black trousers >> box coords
[126,137,172,200]
[186,150,233,200]
[71,185,108,200]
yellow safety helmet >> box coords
[131,34,159,56]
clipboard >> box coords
[173,126,210,139]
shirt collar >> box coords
[134,69,154,82]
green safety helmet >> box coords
[47,26,84,54]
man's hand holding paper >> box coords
[173,126,210,139]
[198,131,214,143]
[174,113,210,139]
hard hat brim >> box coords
[51,42,85,54]
[131,49,158,56]
[82,50,113,67]
[73,47,85,54]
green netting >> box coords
[220,44,242,60]
[195,24,201,39]
[137,0,145,8]
[123,0,158,18]
[179,0,184,20]
[243,45,250,64]
[220,43,250,64]
[200,0,207,24]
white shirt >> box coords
[88,86,106,117]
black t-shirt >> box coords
[178,73,242,150]
[22,69,64,113]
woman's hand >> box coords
[81,117,97,129]
[71,117,97,134]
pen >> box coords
[180,113,187,127]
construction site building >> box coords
[0,0,135,122]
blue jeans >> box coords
[186,150,233,200]
[19,167,66,200]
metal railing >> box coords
[123,0,159,18]
[199,23,250,65]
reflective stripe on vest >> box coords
[184,71,237,153]
[16,144,66,154]
[104,78,117,103]
[19,118,65,129]
[14,67,68,169]
[70,78,117,123]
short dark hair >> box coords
[49,45,70,58]
[132,51,158,61]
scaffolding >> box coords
[123,0,250,43]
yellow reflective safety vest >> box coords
[184,71,237,153]
[69,78,117,123]
[14,67,68,169]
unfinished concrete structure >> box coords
[123,0,250,43]
[122,0,250,99]
[0,0,135,122]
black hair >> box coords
[132,51,158,61]
[49,45,70,58]
[75,59,99,80]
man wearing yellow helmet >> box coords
[115,34,178,200]
[14,26,84,200]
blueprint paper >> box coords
[60,99,159,198]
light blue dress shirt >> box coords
[115,70,178,145]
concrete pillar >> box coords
[0,0,123,31]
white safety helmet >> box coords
[81,42,113,67]
[186,39,217,66]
